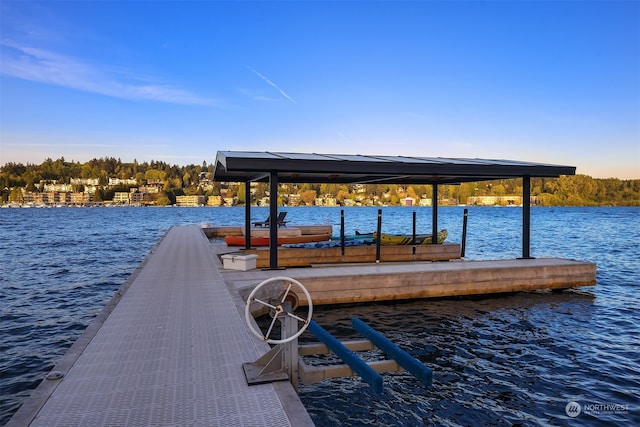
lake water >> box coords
[1,206,638,426]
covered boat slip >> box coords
[212,150,595,299]
[213,151,578,270]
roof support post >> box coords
[268,171,279,269]
[521,175,533,259]
[432,184,439,244]
[244,181,252,250]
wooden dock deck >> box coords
[221,256,596,306]
[215,243,596,306]
[8,226,313,427]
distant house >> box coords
[176,195,206,206]
[70,178,99,186]
[207,195,223,207]
[71,192,91,205]
[287,193,302,206]
[113,192,130,204]
[130,192,144,205]
[139,185,161,194]
[109,178,137,186]
[401,197,415,206]
[42,182,74,192]
[315,196,338,206]
[467,196,523,206]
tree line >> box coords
[1,157,638,206]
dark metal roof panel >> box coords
[214,151,576,183]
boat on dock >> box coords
[224,233,332,247]
[203,224,332,239]
[375,229,448,245]
[210,224,334,247]
[284,238,375,249]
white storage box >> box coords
[221,254,259,271]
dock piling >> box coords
[461,208,468,258]
[412,211,417,259]
[375,209,382,263]
[340,209,345,257]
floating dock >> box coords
[8,226,313,427]
[10,225,596,426]
[216,247,596,306]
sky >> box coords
[1,1,638,179]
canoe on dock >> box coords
[203,224,332,238]
[284,238,376,249]
[375,229,448,245]
[225,233,332,247]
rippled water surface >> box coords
[1,206,638,426]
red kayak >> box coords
[224,233,331,247]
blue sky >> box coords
[1,1,638,179]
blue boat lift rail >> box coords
[242,276,433,394]
[306,320,384,393]
[301,318,433,393]
[352,318,433,388]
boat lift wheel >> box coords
[244,276,313,344]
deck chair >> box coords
[252,215,270,227]
[252,212,289,228]
[276,212,289,227]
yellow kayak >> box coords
[374,229,448,245]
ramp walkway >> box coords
[10,226,313,427]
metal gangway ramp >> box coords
[10,226,313,427]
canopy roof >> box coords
[214,151,576,185]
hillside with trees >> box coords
[1,157,638,206]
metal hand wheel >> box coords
[244,276,313,344]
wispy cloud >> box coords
[0,41,219,106]
[248,66,296,104]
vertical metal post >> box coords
[522,175,532,259]
[340,209,345,257]
[412,211,417,257]
[269,171,279,269]
[461,208,468,258]
[432,184,439,244]
[375,209,382,263]
[282,304,299,392]
[244,181,251,250]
